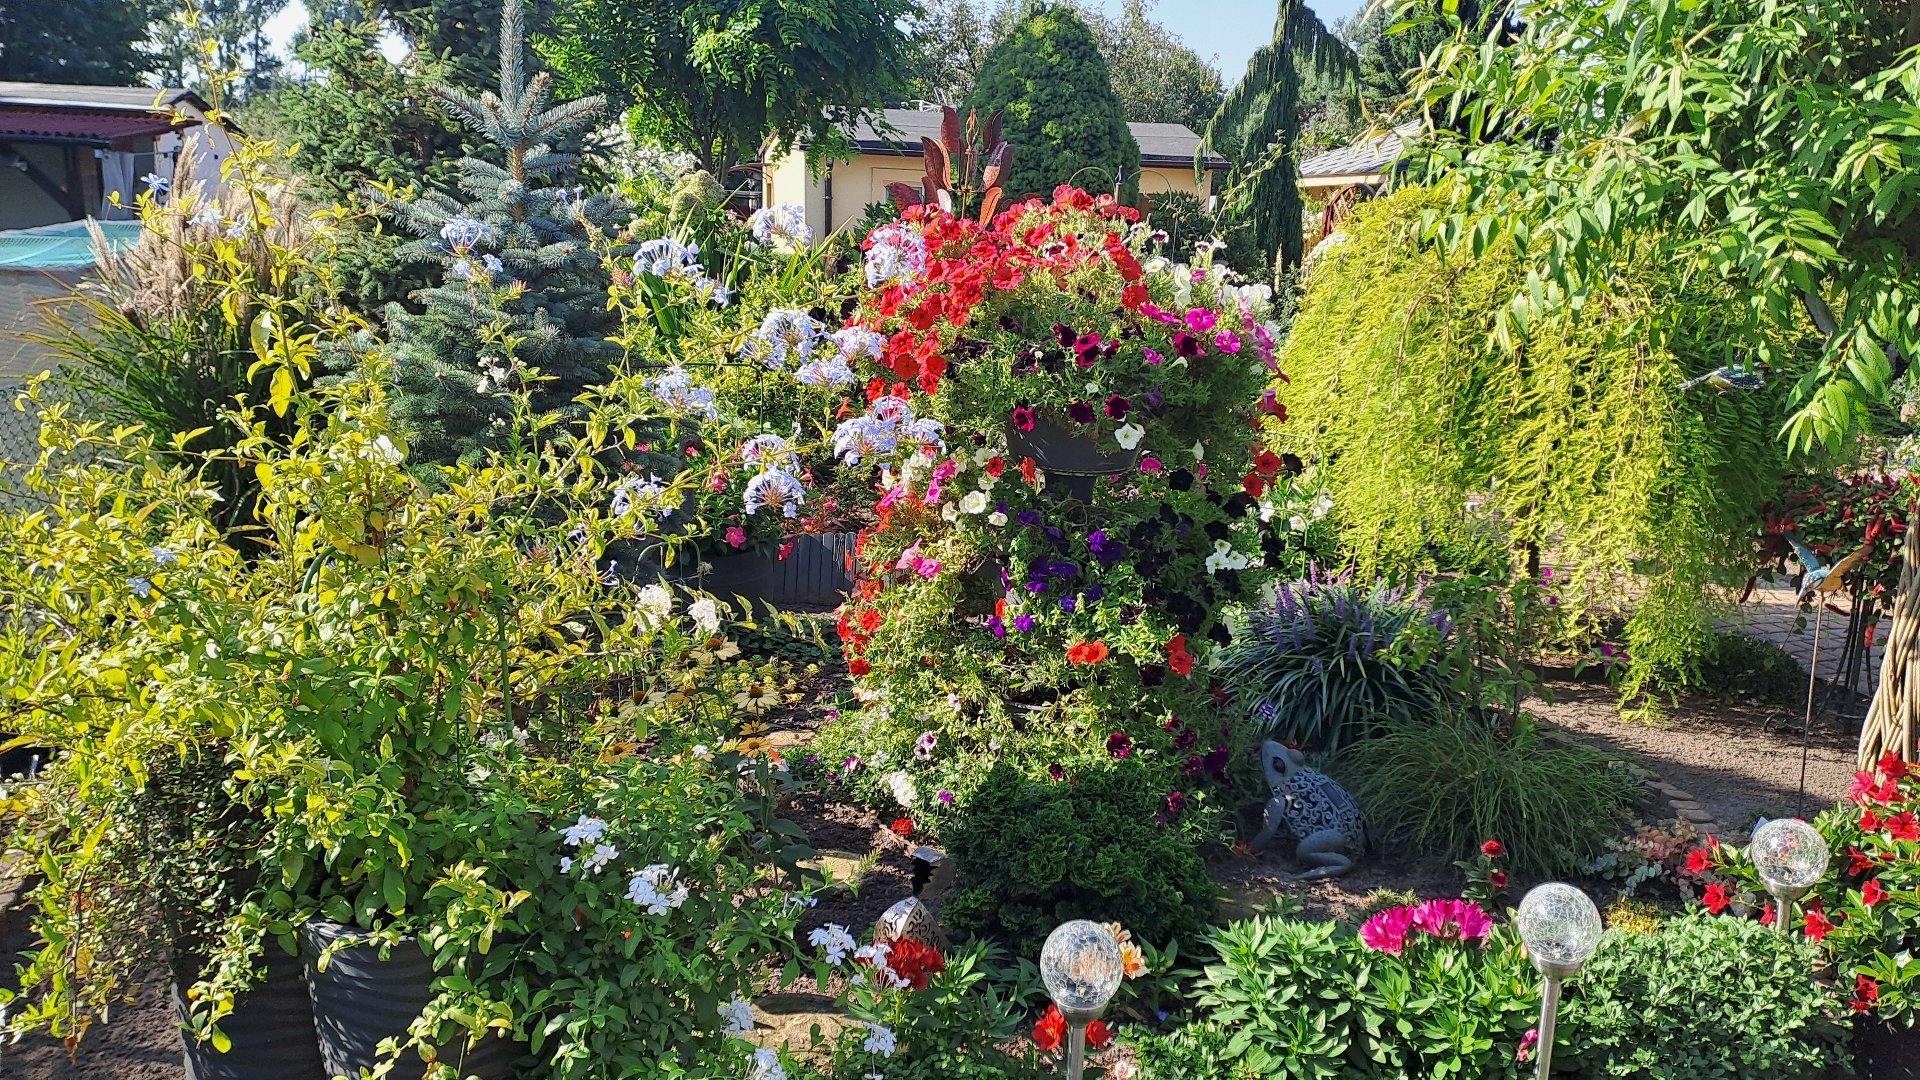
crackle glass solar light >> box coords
[1516,883,1603,1080]
[1749,817,1829,933]
[1040,920,1124,1080]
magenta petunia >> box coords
[1012,405,1036,431]
[1104,394,1130,420]
[1068,401,1096,424]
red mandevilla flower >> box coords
[1891,812,1920,842]
[1702,883,1732,914]
[1803,904,1834,942]
[1685,848,1713,874]
[1861,878,1887,908]
[1852,975,1881,1013]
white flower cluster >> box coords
[739,432,807,519]
[749,203,814,249]
[741,309,826,369]
[626,862,689,915]
[646,364,719,421]
[633,582,674,630]
[634,237,731,305]
[796,326,885,387]
[609,473,673,518]
[851,942,908,990]
[1205,540,1252,574]
[864,222,928,288]
[883,769,916,808]
[750,1047,787,1080]
[832,397,944,466]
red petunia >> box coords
[890,817,914,837]
[1861,877,1887,908]
[1686,848,1713,874]
[1067,641,1110,665]
[1242,473,1267,498]
[848,658,872,677]
[1020,457,1039,485]
[1702,883,1732,914]
[985,456,1006,478]
[1253,450,1284,478]
[1481,840,1505,859]
[1166,634,1195,676]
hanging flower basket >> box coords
[1006,415,1139,502]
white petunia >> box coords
[959,490,989,514]
[987,511,1008,527]
[1114,423,1145,450]
[1289,515,1308,532]
[689,596,721,634]
[884,770,916,808]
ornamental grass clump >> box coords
[1218,566,1451,751]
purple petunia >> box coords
[1014,615,1035,632]
[1068,401,1095,424]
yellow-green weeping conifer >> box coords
[1273,186,1821,698]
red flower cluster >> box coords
[883,937,947,991]
[1066,641,1110,665]
[1165,634,1195,676]
[890,817,914,837]
[1031,1004,1111,1053]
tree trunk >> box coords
[1859,520,1920,767]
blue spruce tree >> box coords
[368,0,632,466]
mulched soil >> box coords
[0,921,185,1079]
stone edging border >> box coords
[1647,778,1723,840]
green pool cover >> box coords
[0,220,143,271]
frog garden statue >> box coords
[1250,740,1367,880]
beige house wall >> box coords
[764,150,1216,239]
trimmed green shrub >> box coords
[964,3,1140,199]
[1694,630,1804,707]
[1334,715,1644,877]
[942,762,1214,953]
[1560,911,1849,1078]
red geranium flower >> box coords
[890,817,913,837]
[1481,840,1505,859]
[1861,878,1887,908]
[1067,641,1110,664]
[885,938,947,990]
[1702,883,1732,914]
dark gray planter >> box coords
[1852,1019,1920,1079]
[172,946,325,1080]
[696,532,857,608]
[301,919,517,1080]
[1005,416,1137,501]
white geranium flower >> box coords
[959,490,989,514]
[863,1022,898,1058]
[809,923,857,965]
[884,770,917,808]
[1115,423,1145,450]
[561,815,608,847]
[721,994,756,1034]
[688,595,721,633]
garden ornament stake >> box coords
[1515,883,1602,1080]
[1784,530,1870,811]
[1039,920,1123,1080]
[1749,817,1829,934]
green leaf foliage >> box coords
[1276,185,1821,695]
[941,761,1215,954]
[1401,0,1920,454]
[964,3,1141,199]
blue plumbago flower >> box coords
[740,433,799,471]
[870,396,915,425]
[188,204,221,228]
[223,219,248,239]
[647,365,718,420]
[744,469,807,518]
[634,237,703,278]
[691,276,732,306]
[749,203,814,248]
[609,474,671,518]
[863,222,928,288]
[831,326,888,364]
[741,308,825,369]
[140,172,169,193]
[450,259,475,280]
[128,577,153,598]
[795,356,856,386]
[151,547,179,566]
[438,215,493,252]
[831,415,898,465]
[901,417,946,454]
[481,253,505,276]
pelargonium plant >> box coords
[808,186,1288,828]
[1691,749,1920,1022]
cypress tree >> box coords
[365,0,632,467]
[964,3,1140,200]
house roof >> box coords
[828,108,1229,170]
[0,83,207,147]
[1298,121,1423,182]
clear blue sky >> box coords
[1092,0,1372,83]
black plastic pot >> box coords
[301,919,517,1080]
[1005,416,1137,502]
[694,532,857,609]
[1853,1019,1920,1079]
[172,946,326,1080]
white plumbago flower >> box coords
[647,365,719,421]
[188,204,222,227]
[582,842,619,874]
[691,744,712,759]
[626,863,688,915]
[795,356,857,386]
[561,814,609,847]
[987,510,1008,527]
[688,595,721,634]
[862,1023,898,1059]
[721,994,756,1034]
[743,469,807,518]
[958,490,989,515]
[559,855,574,875]
[851,943,904,988]
[808,923,857,965]
[608,474,669,518]
[782,892,818,913]
[750,1047,787,1080]
[151,547,179,566]
[633,236,702,278]
[832,326,888,364]
[741,308,825,369]
[1114,423,1145,450]
[740,433,799,471]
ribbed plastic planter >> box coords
[1005,416,1137,502]
[696,532,857,608]
[172,946,325,1080]
[1854,1020,1920,1079]
[301,920,517,1080]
